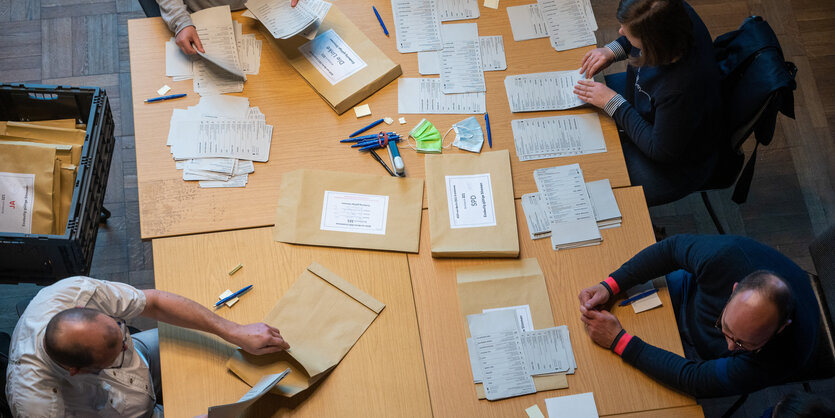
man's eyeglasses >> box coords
[107,317,129,369]
[713,309,772,353]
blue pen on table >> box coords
[144,93,187,103]
[357,139,402,150]
[215,285,253,307]
[351,136,402,147]
[618,288,659,306]
[342,132,400,143]
[372,6,389,36]
[484,113,493,148]
[349,118,385,138]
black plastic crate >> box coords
[0,83,115,284]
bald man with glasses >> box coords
[577,234,819,398]
[6,277,290,417]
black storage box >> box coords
[0,84,115,284]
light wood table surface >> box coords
[128,0,630,239]
[407,187,699,417]
[152,228,431,417]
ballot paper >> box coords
[299,29,367,85]
[467,324,575,383]
[511,113,606,161]
[445,174,496,229]
[391,0,443,53]
[521,192,552,240]
[505,71,585,112]
[165,39,193,78]
[236,32,263,75]
[297,0,332,40]
[483,305,534,332]
[189,6,246,95]
[545,392,600,418]
[538,0,596,51]
[398,78,486,114]
[200,174,249,188]
[468,310,536,400]
[208,369,290,418]
[320,191,389,235]
[439,0,479,21]
[245,0,317,39]
[418,35,506,74]
[507,4,549,41]
[586,179,622,229]
[534,164,601,250]
[439,23,485,94]
[171,119,272,161]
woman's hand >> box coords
[573,79,617,109]
[579,47,615,78]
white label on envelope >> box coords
[320,191,389,235]
[299,29,367,85]
[0,172,35,234]
[445,173,496,229]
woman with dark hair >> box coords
[573,0,726,206]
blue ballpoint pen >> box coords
[343,133,401,143]
[484,113,493,148]
[349,118,386,137]
[351,135,401,145]
[215,285,253,307]
[618,288,659,306]
[144,93,187,103]
[372,6,389,36]
[353,137,402,149]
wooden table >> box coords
[128,0,630,239]
[151,187,701,416]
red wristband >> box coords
[614,332,633,356]
[604,276,620,295]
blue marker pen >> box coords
[388,139,405,176]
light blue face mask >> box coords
[449,116,484,153]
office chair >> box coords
[720,225,835,418]
[696,16,797,234]
[138,0,161,18]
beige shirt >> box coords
[156,0,245,35]
[5,277,156,418]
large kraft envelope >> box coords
[226,262,385,397]
[457,258,568,398]
[273,168,424,253]
[0,122,86,145]
[0,142,57,235]
[267,5,402,115]
[425,150,519,258]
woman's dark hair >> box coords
[616,0,693,67]
[772,392,835,417]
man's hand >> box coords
[175,26,204,55]
[227,323,290,355]
[579,306,623,348]
[579,47,615,78]
[578,283,610,310]
[573,79,617,109]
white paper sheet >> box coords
[545,392,599,418]
[439,0,479,21]
[468,310,536,401]
[391,0,443,53]
[165,39,193,78]
[208,369,291,417]
[521,192,552,240]
[0,172,35,234]
[320,191,389,235]
[299,29,367,85]
[538,0,596,51]
[505,71,585,112]
[297,0,332,40]
[398,78,486,114]
[439,23,485,93]
[626,281,663,313]
[196,95,250,119]
[236,33,262,75]
[419,35,506,75]
[170,120,272,161]
[507,4,549,41]
[483,305,534,332]
[244,0,316,39]
[520,327,571,375]
[511,113,606,161]
[190,6,246,95]
[586,179,621,229]
[533,164,601,250]
[445,173,496,229]
[199,174,249,188]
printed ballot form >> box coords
[445,174,496,229]
[320,191,389,235]
[507,4,549,41]
[512,113,606,161]
[440,23,486,94]
[244,0,316,39]
[391,0,443,53]
[299,29,367,85]
[398,78,486,114]
[0,172,35,234]
[505,71,586,112]
[439,0,479,21]
[418,35,507,74]
[538,0,597,51]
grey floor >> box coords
[1,0,833,416]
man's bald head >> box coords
[721,270,795,351]
[44,308,122,371]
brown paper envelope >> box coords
[1,136,83,166]
[51,159,61,234]
[26,119,78,129]
[0,122,86,145]
[227,262,385,397]
[0,143,56,235]
[425,150,519,258]
[266,6,402,114]
[456,258,567,397]
[273,169,424,253]
[56,164,77,236]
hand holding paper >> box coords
[573,79,616,109]
[176,25,204,55]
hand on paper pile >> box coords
[578,283,611,310]
[176,26,205,55]
[579,47,615,78]
[573,79,617,109]
[228,322,291,355]
[579,305,624,349]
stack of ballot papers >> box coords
[532,164,604,249]
[522,178,622,241]
[466,309,576,401]
[418,35,507,74]
[244,0,331,40]
[165,7,263,95]
[167,96,273,188]
[512,113,606,161]
[391,0,443,53]
[505,70,585,112]
[507,0,597,51]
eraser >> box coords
[384,117,394,125]
[157,85,171,95]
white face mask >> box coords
[451,116,484,153]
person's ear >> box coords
[732,282,738,292]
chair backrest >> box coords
[138,0,161,18]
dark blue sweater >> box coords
[608,3,723,172]
[609,235,819,397]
